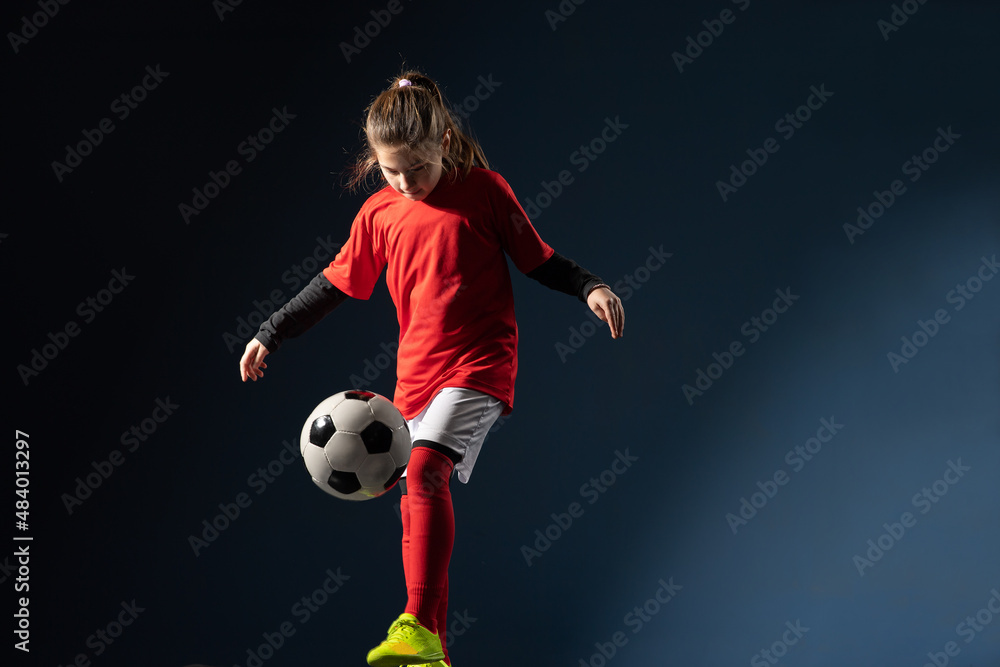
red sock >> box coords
[438,575,450,664]
[400,492,411,599]
[402,447,455,634]
[400,488,451,665]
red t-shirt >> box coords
[323,167,554,419]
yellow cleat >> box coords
[367,613,445,667]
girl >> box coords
[239,70,624,667]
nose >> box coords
[399,172,414,191]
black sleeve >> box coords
[254,273,349,352]
[526,251,605,302]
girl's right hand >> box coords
[240,339,270,382]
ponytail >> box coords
[343,69,489,193]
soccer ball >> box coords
[299,390,411,501]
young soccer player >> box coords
[239,70,624,667]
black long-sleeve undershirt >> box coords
[526,251,605,302]
[253,251,604,352]
[254,272,348,352]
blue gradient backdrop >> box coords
[6,1,999,666]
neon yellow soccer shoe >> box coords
[367,613,445,667]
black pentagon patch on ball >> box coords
[327,469,362,495]
[310,415,336,446]
[384,465,406,490]
[345,390,376,401]
[360,421,393,454]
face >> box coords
[374,131,451,202]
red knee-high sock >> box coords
[438,575,450,664]
[400,492,411,598]
[403,447,454,634]
[401,487,451,665]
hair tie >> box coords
[398,79,412,87]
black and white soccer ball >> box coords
[299,390,410,501]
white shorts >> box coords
[402,387,504,484]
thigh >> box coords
[406,387,503,484]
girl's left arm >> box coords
[526,252,624,339]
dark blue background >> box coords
[6,1,999,666]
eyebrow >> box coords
[380,162,423,172]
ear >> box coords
[441,128,452,155]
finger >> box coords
[239,349,252,376]
[604,303,617,338]
[604,300,620,338]
[602,303,617,338]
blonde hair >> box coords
[343,70,489,192]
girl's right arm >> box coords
[238,272,349,382]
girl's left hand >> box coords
[587,286,624,339]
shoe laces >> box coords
[386,616,421,642]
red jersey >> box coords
[323,167,554,419]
